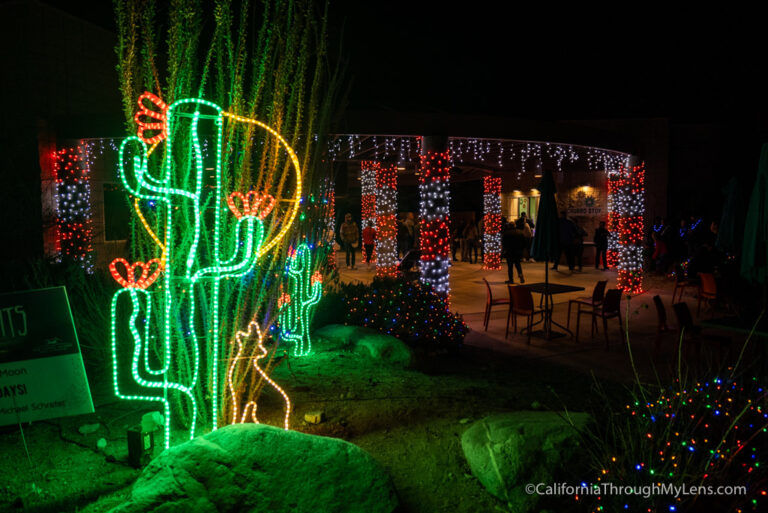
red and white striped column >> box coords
[375,164,398,278]
[482,176,502,270]
[418,137,451,296]
[360,161,378,263]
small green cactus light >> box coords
[279,242,322,357]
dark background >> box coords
[4,1,767,259]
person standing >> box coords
[520,215,533,262]
[572,219,587,271]
[339,213,359,270]
[502,219,526,283]
[521,212,535,262]
[362,220,376,270]
[552,211,576,271]
[404,213,416,253]
[594,221,609,270]
[396,215,408,258]
[451,221,462,261]
[463,220,479,264]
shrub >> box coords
[577,375,768,513]
[319,277,467,350]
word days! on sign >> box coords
[0,287,93,425]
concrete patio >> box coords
[335,253,742,384]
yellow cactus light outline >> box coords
[132,113,302,262]
[221,111,302,257]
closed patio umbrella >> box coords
[531,170,560,336]
[715,176,744,255]
[741,143,768,285]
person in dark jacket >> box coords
[502,219,527,283]
[572,218,587,271]
[594,221,609,270]
[552,211,576,271]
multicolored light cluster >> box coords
[375,164,398,277]
[586,378,767,513]
[419,151,452,296]
[53,145,94,273]
[343,278,468,348]
[482,176,502,270]
[360,161,378,262]
[607,163,645,294]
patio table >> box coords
[518,282,585,339]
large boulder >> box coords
[313,324,413,367]
[111,424,398,513]
[461,411,591,511]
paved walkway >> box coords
[335,253,731,384]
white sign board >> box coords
[0,286,94,425]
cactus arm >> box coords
[191,217,264,281]
[118,136,196,202]
[111,288,171,448]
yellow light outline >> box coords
[221,111,302,257]
[132,140,168,268]
[227,315,291,429]
[132,114,301,261]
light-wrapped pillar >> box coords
[360,161,378,262]
[482,176,502,270]
[53,143,94,273]
[608,162,645,294]
[375,164,398,277]
[419,137,451,296]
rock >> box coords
[461,411,591,512]
[313,325,413,367]
[304,411,326,424]
[141,412,164,433]
[110,423,398,513]
[313,324,361,350]
[97,438,108,451]
[78,423,101,435]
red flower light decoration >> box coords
[227,191,276,220]
[277,292,291,308]
[109,258,162,289]
[134,92,169,145]
[311,271,323,285]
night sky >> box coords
[43,1,768,122]
[38,1,768,217]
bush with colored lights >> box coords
[579,377,767,513]
[315,277,468,349]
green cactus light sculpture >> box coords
[109,92,302,448]
[279,242,322,357]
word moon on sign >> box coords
[0,286,93,426]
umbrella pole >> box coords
[545,258,551,337]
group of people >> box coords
[339,210,613,279]
[498,212,609,283]
[647,215,720,277]
[452,220,482,264]
[337,212,417,270]
[551,211,610,272]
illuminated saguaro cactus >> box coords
[110,93,303,447]
[278,242,322,357]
